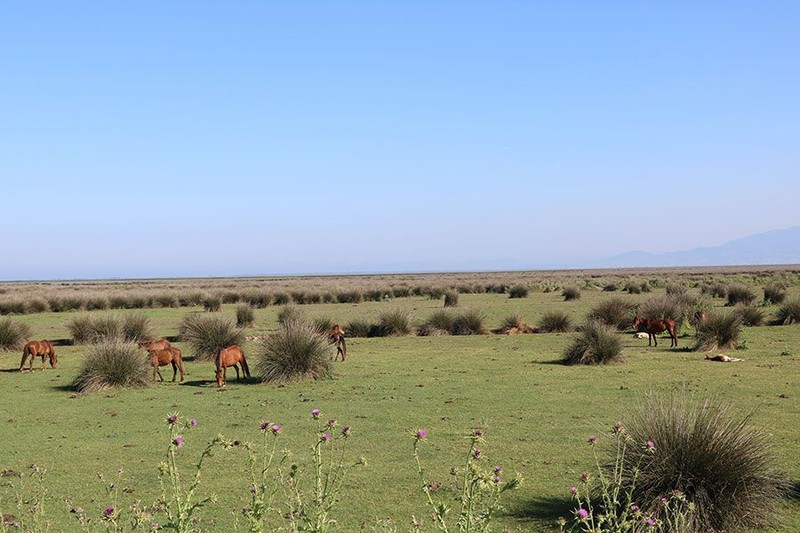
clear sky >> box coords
[2,2,798,280]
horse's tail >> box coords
[339,336,347,360]
[240,353,251,378]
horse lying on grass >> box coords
[20,340,57,372]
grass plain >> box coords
[1,268,800,531]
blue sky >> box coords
[2,2,798,280]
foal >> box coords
[329,324,347,361]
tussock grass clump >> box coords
[72,341,151,393]
[497,314,534,334]
[588,297,635,331]
[508,285,529,298]
[311,316,334,334]
[726,283,756,307]
[732,305,764,327]
[60,296,85,312]
[619,395,789,532]
[236,304,255,327]
[665,283,687,296]
[273,292,291,306]
[202,294,222,312]
[694,312,742,351]
[392,286,411,298]
[0,318,31,351]
[121,314,154,342]
[443,291,459,308]
[256,319,332,383]
[0,299,28,315]
[775,299,800,325]
[377,309,414,336]
[344,319,371,338]
[419,310,454,336]
[602,283,618,292]
[763,283,787,305]
[335,291,363,304]
[562,321,623,365]
[562,286,581,301]
[451,309,488,335]
[67,315,121,344]
[637,295,692,329]
[154,294,179,308]
[277,306,306,326]
[537,311,572,333]
[700,282,728,298]
[84,297,109,311]
[179,314,244,360]
[426,287,446,300]
[244,291,271,308]
[623,281,642,294]
[28,299,49,313]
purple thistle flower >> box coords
[494,465,502,473]
[630,504,640,512]
[326,419,337,429]
[646,439,655,451]
[167,413,178,425]
[473,429,483,437]
[250,486,257,493]
[190,418,198,427]
[311,408,321,419]
[173,435,184,447]
[472,448,482,460]
[415,428,427,440]
[646,518,656,527]
[270,424,281,435]
[103,507,115,518]
[493,475,501,484]
[575,508,589,520]
[588,434,597,444]
[569,486,578,494]
[580,471,590,483]
[342,426,351,437]
[321,432,331,443]
[260,421,270,431]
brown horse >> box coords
[148,347,185,382]
[20,340,57,372]
[329,324,347,361]
[632,316,678,348]
[692,310,707,334]
[214,345,250,386]
[138,338,171,351]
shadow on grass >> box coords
[507,495,573,525]
[789,480,800,502]
[51,338,73,346]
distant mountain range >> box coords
[599,226,800,268]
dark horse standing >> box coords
[633,316,678,348]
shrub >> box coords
[72,341,151,392]
[508,285,529,298]
[776,299,800,325]
[588,297,635,331]
[391,286,411,298]
[419,310,454,336]
[311,316,334,334]
[562,286,581,301]
[202,294,222,312]
[236,304,255,327]
[602,283,618,292]
[256,319,332,382]
[665,283,687,296]
[220,291,241,304]
[344,319,371,338]
[27,299,49,314]
[497,314,534,334]
[726,283,756,306]
[244,291,271,308]
[426,287,445,300]
[121,313,154,342]
[67,314,122,344]
[637,295,691,329]
[443,291,459,307]
[376,309,413,336]
[0,318,31,351]
[0,299,27,315]
[617,394,789,532]
[623,281,641,294]
[179,314,244,360]
[451,309,488,335]
[60,296,84,311]
[694,312,742,351]
[154,294,179,308]
[277,306,306,327]
[83,297,108,311]
[108,294,129,309]
[335,291,363,304]
[537,311,572,333]
[562,321,623,365]
[273,292,290,306]
[763,283,787,305]
[732,304,764,327]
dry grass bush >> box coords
[121,314,154,342]
[624,281,642,294]
[335,291,363,304]
[67,315,118,344]
[775,299,800,325]
[562,321,623,365]
[562,286,581,301]
[700,281,728,299]
[236,304,255,327]
[726,283,756,306]
[72,341,151,393]
[178,314,244,360]
[277,306,306,326]
[418,311,454,336]
[450,309,488,335]
[665,283,688,296]
[391,286,411,298]
[311,316,334,334]
[509,285,529,298]
[602,283,619,292]
[244,291,271,308]
[536,311,572,333]
[0,318,31,351]
[27,299,48,313]
[619,394,789,532]
[588,297,635,331]
[154,294,179,308]
[425,287,446,299]
[220,291,241,304]
[256,318,332,383]
[376,309,414,336]
[763,283,787,305]
[202,294,222,312]
[344,319,371,338]
[497,314,534,334]
[0,299,28,315]
[273,292,291,306]
[443,291,459,307]
[693,311,742,351]
[732,304,765,327]
[637,294,693,329]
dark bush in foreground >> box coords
[694,312,742,351]
[537,311,572,333]
[508,285,529,298]
[73,341,151,392]
[179,314,244,360]
[451,309,488,335]
[256,319,332,383]
[776,299,800,325]
[618,394,789,532]
[236,304,255,327]
[588,297,635,331]
[376,309,414,336]
[763,283,787,305]
[562,286,581,301]
[0,318,31,351]
[726,284,756,307]
[443,291,459,307]
[563,321,622,365]
[732,305,764,327]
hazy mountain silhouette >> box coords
[600,226,800,268]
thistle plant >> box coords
[412,428,521,532]
[0,463,49,532]
[239,421,289,532]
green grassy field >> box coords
[2,279,800,531]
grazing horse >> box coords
[632,316,678,348]
[692,310,707,334]
[20,340,57,372]
[329,324,347,361]
[138,338,171,351]
[214,345,250,387]
[148,347,185,382]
